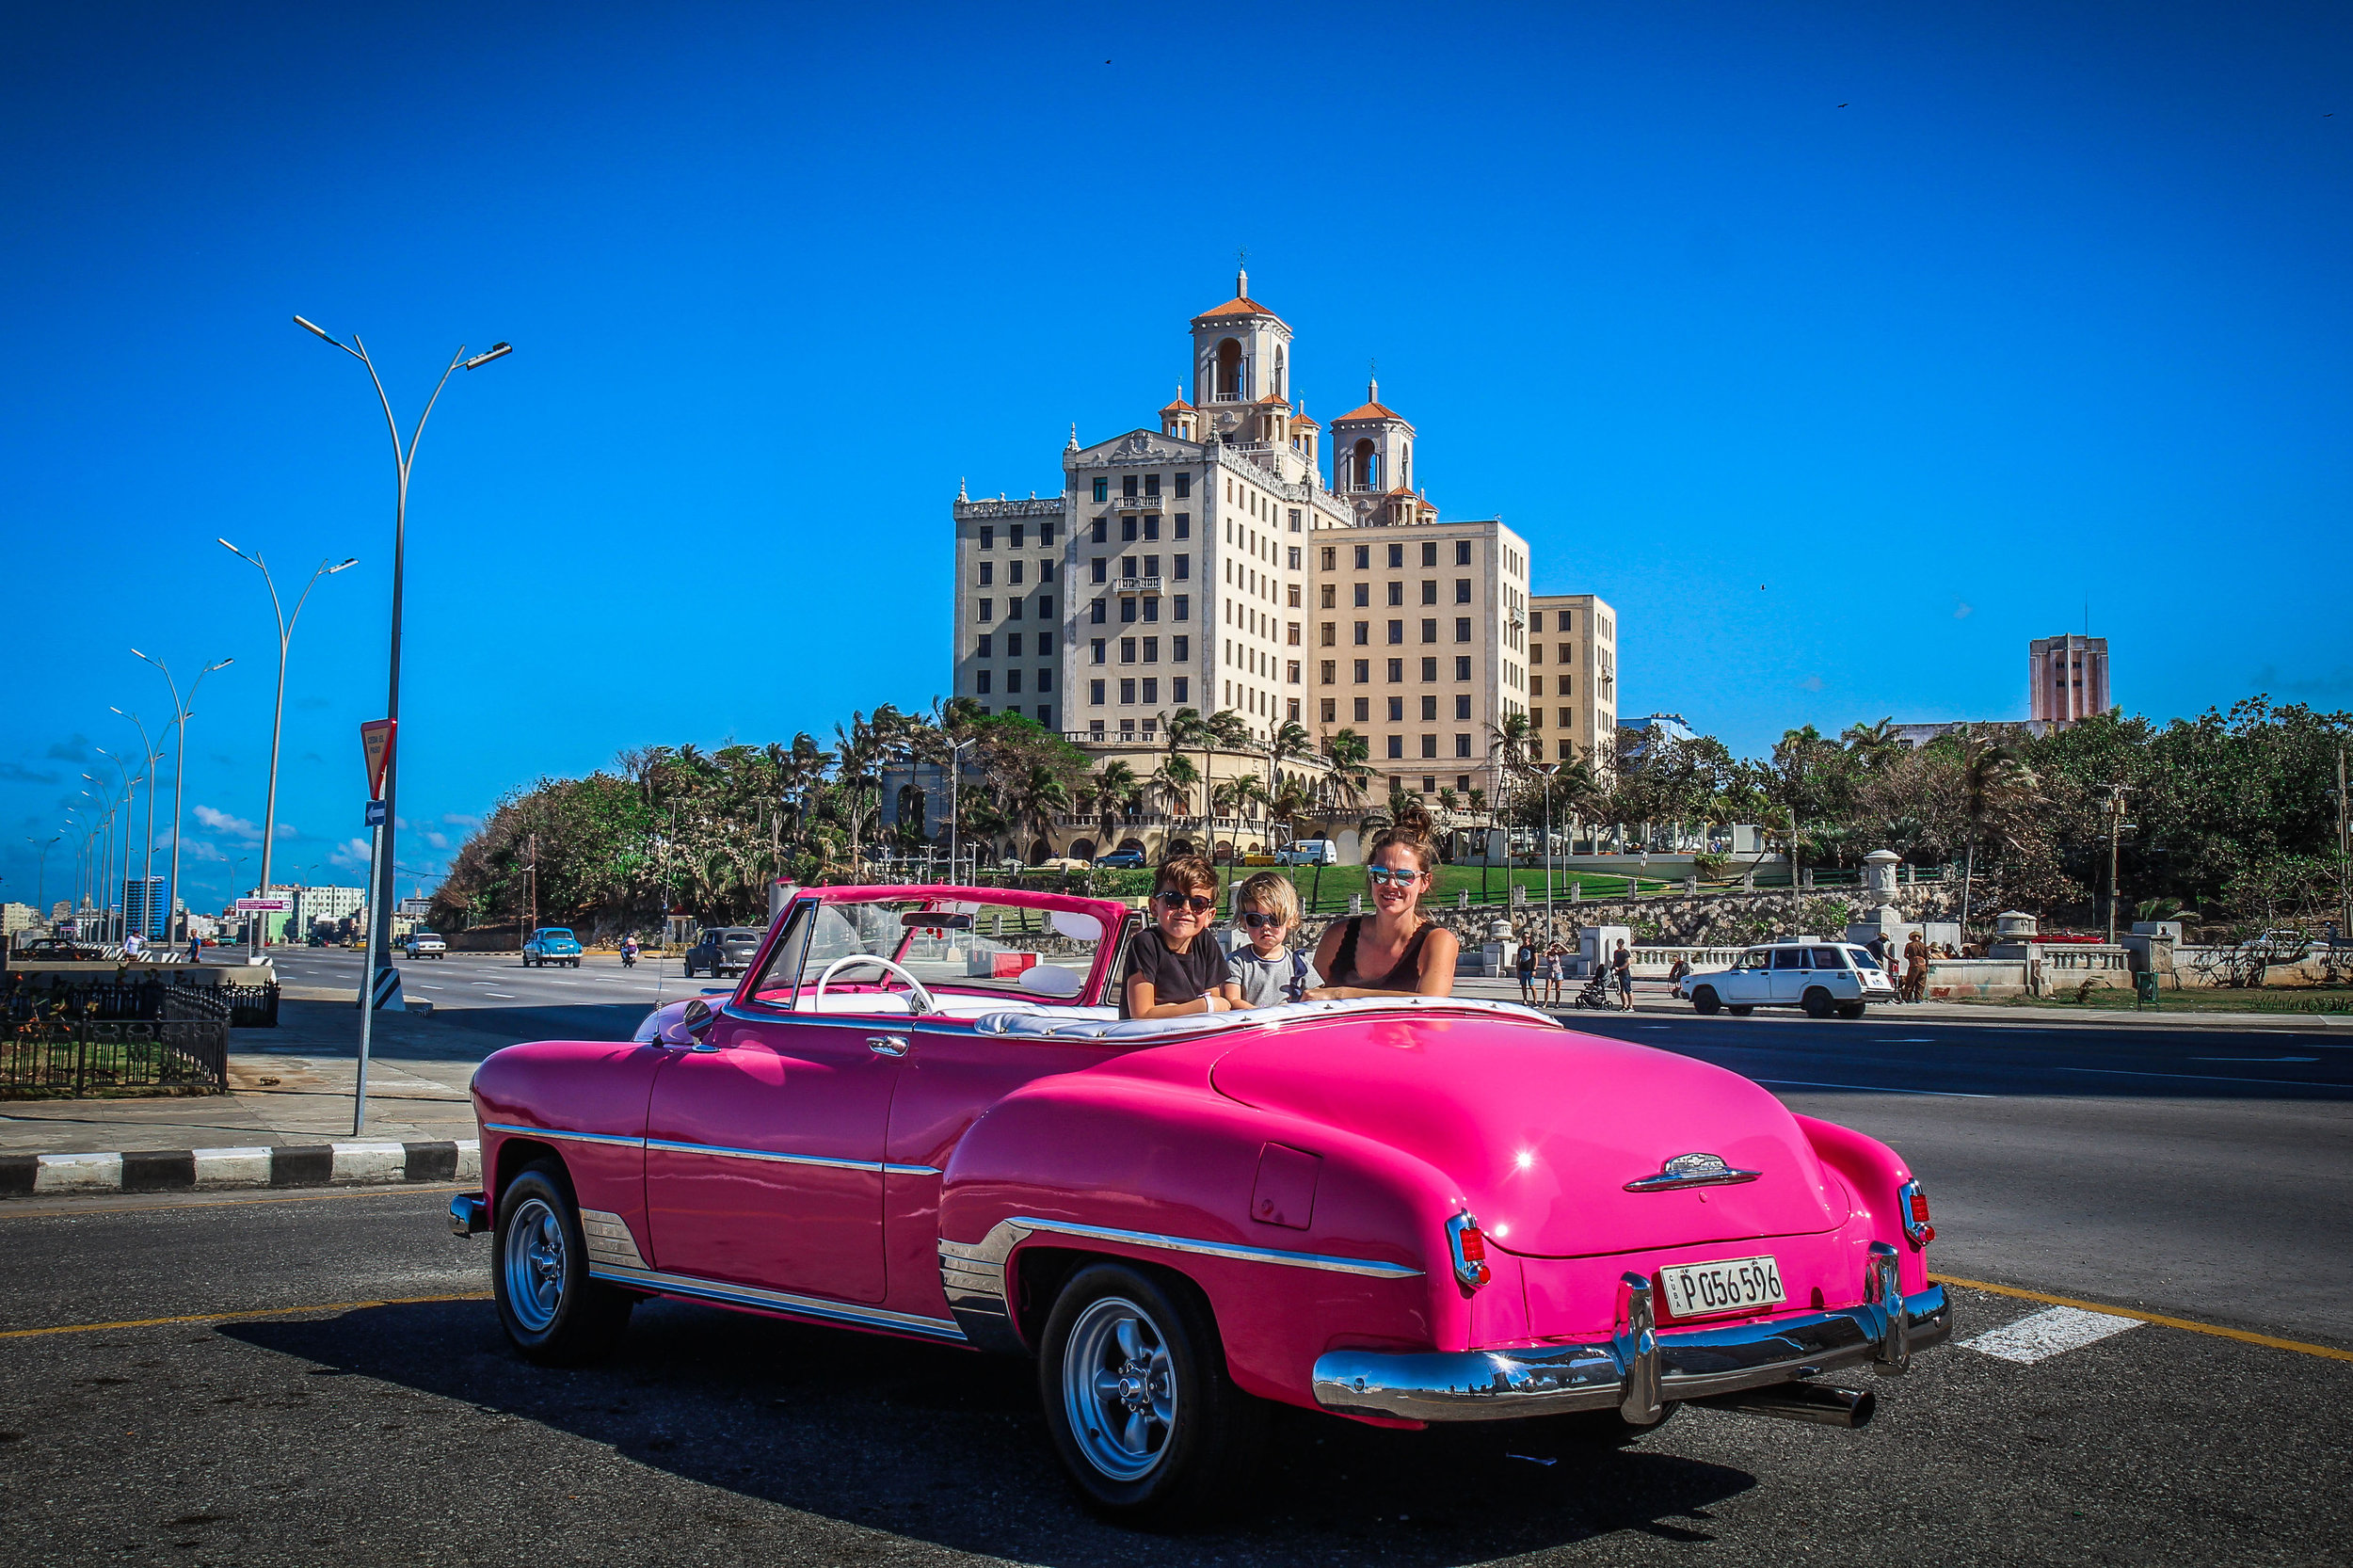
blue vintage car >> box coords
[521,927,584,968]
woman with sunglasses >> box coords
[1124,855,1237,1017]
[1309,805,1461,998]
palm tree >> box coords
[1957,728,2038,939]
[1091,759,1141,847]
[1324,728,1372,811]
[1163,707,1210,823]
[1001,761,1072,865]
[1267,717,1311,799]
[1150,753,1199,817]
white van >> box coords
[1276,840,1338,866]
[1677,938,1896,1019]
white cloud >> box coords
[327,837,372,870]
[425,831,450,849]
[1954,600,1974,619]
[1800,674,1824,692]
[443,813,481,829]
[194,805,263,840]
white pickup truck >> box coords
[1677,938,1895,1019]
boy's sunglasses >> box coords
[1367,866,1423,886]
[1238,911,1288,929]
[1156,891,1216,913]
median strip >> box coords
[0,1140,479,1198]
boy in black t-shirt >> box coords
[1124,855,1233,1018]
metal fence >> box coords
[1,979,276,1030]
[1,1001,229,1097]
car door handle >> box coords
[867,1035,909,1058]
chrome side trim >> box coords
[937,1214,1424,1358]
[640,1137,938,1177]
[578,1207,648,1270]
[481,1122,646,1150]
[1623,1152,1762,1192]
[588,1263,968,1343]
[1311,1281,1952,1423]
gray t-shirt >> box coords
[1226,946,1321,1008]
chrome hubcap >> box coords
[503,1196,566,1333]
[1063,1295,1176,1482]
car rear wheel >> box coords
[1835,1000,1866,1019]
[1039,1262,1265,1527]
[1691,985,1721,1016]
[1802,986,1834,1020]
[493,1162,632,1367]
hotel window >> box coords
[1089,679,1105,705]
[1144,516,1160,541]
[1041,521,1056,546]
[1123,475,1138,499]
[1142,678,1159,704]
[1142,599,1158,622]
[1007,632,1023,657]
[1120,599,1137,623]
[1090,719,1106,738]
[1453,735,1472,758]
[1007,598,1023,620]
[1321,546,1337,571]
[1420,580,1437,605]
[1420,619,1436,643]
[1321,622,1336,647]
[1454,579,1470,603]
[1353,621,1369,645]
[1092,479,1107,503]
[1455,617,1472,642]
[1353,545,1370,569]
[1531,611,1546,632]
[1092,558,1108,584]
[1173,595,1190,620]
[1321,697,1337,723]
[976,634,993,658]
[1420,695,1438,722]
[1387,620,1404,644]
[1530,642,1544,664]
[1038,598,1052,618]
[977,670,992,694]
[1531,675,1545,696]
[1386,582,1403,607]
[1286,660,1301,683]
[1037,669,1054,692]
[979,599,994,622]
[1039,559,1055,582]
[1119,679,1136,703]
[1386,736,1403,759]
[1143,636,1159,662]
[1175,472,1191,499]
[1287,584,1301,608]
[1456,540,1472,566]
[1010,523,1025,548]
[1353,696,1370,722]
[1090,599,1106,625]
[1387,696,1404,723]
[1560,708,1574,728]
[1174,553,1190,579]
[1353,660,1369,683]
[1419,657,1437,681]
[1143,555,1160,578]
[1122,518,1138,542]
[1420,735,1438,759]
[1559,644,1573,663]
[1386,658,1404,682]
[1387,543,1404,568]
[1421,541,1437,568]
[1035,705,1051,729]
[1120,638,1136,663]
[1558,610,1573,632]
[1320,660,1336,684]
[1287,621,1301,646]
[1559,739,1574,760]
[1144,472,1160,497]
[1530,709,1545,729]
[1320,584,1336,609]
[979,526,994,550]
[1353,583,1369,608]
[1173,677,1190,702]
[1008,561,1023,584]
[978,562,994,585]
[1091,517,1108,543]
[1173,635,1189,661]
[1288,508,1302,531]
[1175,513,1190,537]
[1455,695,1471,720]
[1455,656,1471,680]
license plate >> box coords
[1658,1255,1785,1319]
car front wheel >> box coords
[493,1162,633,1366]
[1039,1262,1265,1527]
[1691,985,1721,1016]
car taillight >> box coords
[1897,1179,1935,1247]
[1445,1211,1492,1290]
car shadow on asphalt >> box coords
[228,1296,1756,1563]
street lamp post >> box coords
[28,835,62,922]
[108,711,165,936]
[131,651,233,943]
[219,542,357,956]
[948,738,974,884]
[93,749,142,938]
[294,315,508,1019]
[1534,761,1561,948]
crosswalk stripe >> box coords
[1963,1304,2139,1363]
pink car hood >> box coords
[1209,1012,1848,1258]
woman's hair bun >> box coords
[1369,799,1439,873]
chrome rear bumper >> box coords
[1313,1248,1950,1424]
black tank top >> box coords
[1331,915,1434,991]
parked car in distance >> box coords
[521,928,584,968]
[7,936,102,963]
[682,925,762,979]
[1276,839,1338,866]
[1092,848,1147,869]
[402,931,448,959]
[1678,939,1894,1019]
[451,884,1950,1526]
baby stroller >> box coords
[1572,969,1614,1010]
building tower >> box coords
[2029,633,2110,725]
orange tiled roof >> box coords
[1160,395,1194,413]
[1192,295,1287,325]
[1334,401,1403,424]
[1289,413,1321,427]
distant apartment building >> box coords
[1,902,39,938]
[121,875,169,940]
[1527,595,1619,770]
[2030,633,2110,724]
[952,274,1613,812]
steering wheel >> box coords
[810,953,940,1017]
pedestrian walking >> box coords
[1610,939,1634,1010]
[1514,937,1537,1004]
[1544,943,1565,1006]
[621,936,639,969]
[1902,931,1930,1003]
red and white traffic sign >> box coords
[360,718,397,800]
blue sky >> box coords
[4,2,2348,911]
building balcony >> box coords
[1115,576,1164,594]
[1112,493,1167,511]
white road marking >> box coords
[1755,1078,1992,1098]
[1962,1304,2141,1364]
[2189,1056,2317,1064]
[2061,1065,2343,1088]
[482,992,519,998]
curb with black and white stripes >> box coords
[0,1140,480,1197]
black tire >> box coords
[1038,1261,1267,1528]
[1727,1004,1753,1016]
[1835,1000,1866,1019]
[1692,985,1721,1016]
[1802,987,1834,1020]
[569,958,580,968]
[492,1161,633,1367]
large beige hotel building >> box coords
[952,275,1617,808]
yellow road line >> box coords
[1935,1273,2353,1363]
[0,1290,490,1341]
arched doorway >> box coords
[1028,839,1052,866]
[1161,838,1190,858]
[1213,841,1237,864]
[1352,438,1380,490]
[1215,338,1245,401]
[1068,838,1096,860]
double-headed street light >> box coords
[131,650,232,942]
[294,314,508,1018]
[27,834,62,920]
[108,710,166,934]
[219,541,357,953]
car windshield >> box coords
[744,897,1109,1010]
[1735,949,1770,969]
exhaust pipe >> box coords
[1697,1382,1876,1429]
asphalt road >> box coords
[0,1186,2345,1566]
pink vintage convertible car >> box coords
[449,884,1950,1523]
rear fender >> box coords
[1793,1112,1928,1294]
[940,1075,1488,1411]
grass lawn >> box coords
[1219,862,1677,914]
[1961,986,2353,1016]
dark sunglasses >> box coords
[1367,865,1423,886]
[1156,891,1215,913]
[1238,911,1289,929]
